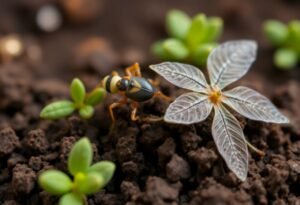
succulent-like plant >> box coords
[152,10,223,66]
[150,40,289,181]
[39,138,116,205]
[40,78,106,119]
[264,20,300,69]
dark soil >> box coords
[0,0,300,205]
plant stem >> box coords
[246,140,265,157]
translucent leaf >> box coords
[164,92,212,124]
[59,193,83,205]
[207,40,257,89]
[223,86,289,123]
[149,62,208,93]
[212,105,248,181]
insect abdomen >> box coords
[126,77,154,102]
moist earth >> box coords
[0,0,300,205]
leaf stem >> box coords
[246,140,265,157]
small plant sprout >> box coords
[150,40,289,181]
[152,10,223,66]
[39,138,116,205]
[40,78,106,120]
[264,20,300,69]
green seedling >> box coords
[39,137,116,205]
[40,78,106,119]
[264,19,300,69]
[152,10,223,66]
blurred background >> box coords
[0,0,299,80]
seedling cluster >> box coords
[152,10,223,66]
[150,40,289,181]
[39,138,115,205]
[40,78,106,119]
[264,20,300,69]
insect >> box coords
[150,40,289,181]
[102,63,170,122]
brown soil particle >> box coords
[188,148,218,174]
[166,154,191,182]
[12,164,36,194]
[141,176,181,205]
[0,127,20,156]
[24,129,49,153]
[3,201,20,205]
[157,137,176,168]
[116,128,137,163]
[120,181,141,201]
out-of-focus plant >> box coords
[264,20,300,70]
[40,78,106,119]
[152,10,223,66]
[39,137,116,205]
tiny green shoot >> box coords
[40,78,106,119]
[39,137,116,205]
[152,10,223,66]
[264,19,300,70]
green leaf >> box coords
[264,20,288,46]
[77,172,104,195]
[59,193,83,205]
[192,43,217,66]
[186,14,207,49]
[88,161,116,185]
[166,10,191,40]
[79,105,94,119]
[40,100,75,120]
[85,88,106,106]
[287,20,300,51]
[274,48,298,70]
[152,41,168,59]
[202,17,223,43]
[163,38,189,60]
[71,78,86,105]
[68,138,93,176]
[38,170,72,195]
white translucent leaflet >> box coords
[150,40,289,181]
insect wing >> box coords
[212,105,248,181]
[223,86,289,123]
[207,40,257,89]
[150,62,208,93]
[164,92,212,124]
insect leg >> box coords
[109,97,127,123]
[125,62,142,77]
[154,91,172,101]
[130,102,140,121]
